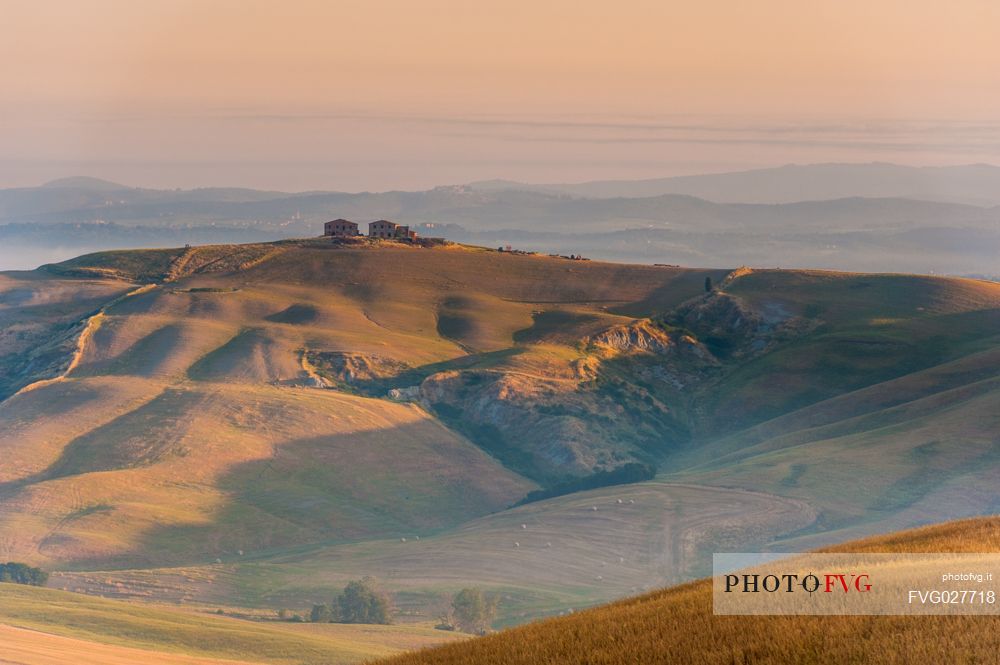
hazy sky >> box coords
[3,0,1000,191]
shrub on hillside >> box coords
[310,602,339,623]
[338,577,393,624]
[452,588,498,634]
[309,578,392,624]
[0,562,48,586]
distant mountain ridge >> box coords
[3,163,1000,274]
[468,162,1000,206]
[41,176,131,191]
[5,177,1000,232]
[17,161,1000,205]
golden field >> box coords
[383,516,1000,665]
[0,584,464,665]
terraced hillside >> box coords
[383,516,1000,665]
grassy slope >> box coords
[665,271,1000,541]
[0,584,463,665]
[4,241,1000,632]
[54,480,814,624]
[0,242,720,567]
[382,516,1000,665]
[0,271,133,399]
[699,270,1000,432]
[0,380,531,568]
[0,625,256,665]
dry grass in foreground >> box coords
[0,624,257,665]
[381,516,1000,665]
[0,584,463,665]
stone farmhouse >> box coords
[323,218,417,240]
[369,220,417,240]
[323,219,359,236]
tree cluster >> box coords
[310,577,392,624]
[450,587,498,634]
[0,562,48,586]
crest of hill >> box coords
[382,516,1000,665]
[39,239,725,310]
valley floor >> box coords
[50,481,815,623]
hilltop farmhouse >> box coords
[323,219,359,236]
[368,220,417,240]
[323,218,418,240]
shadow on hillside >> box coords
[512,310,605,345]
[265,303,319,325]
[78,324,185,378]
[924,306,1000,343]
[610,268,728,318]
[54,419,531,571]
[342,348,525,397]
[15,387,193,486]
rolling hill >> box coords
[0,238,997,629]
[381,516,1000,665]
[0,239,725,569]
